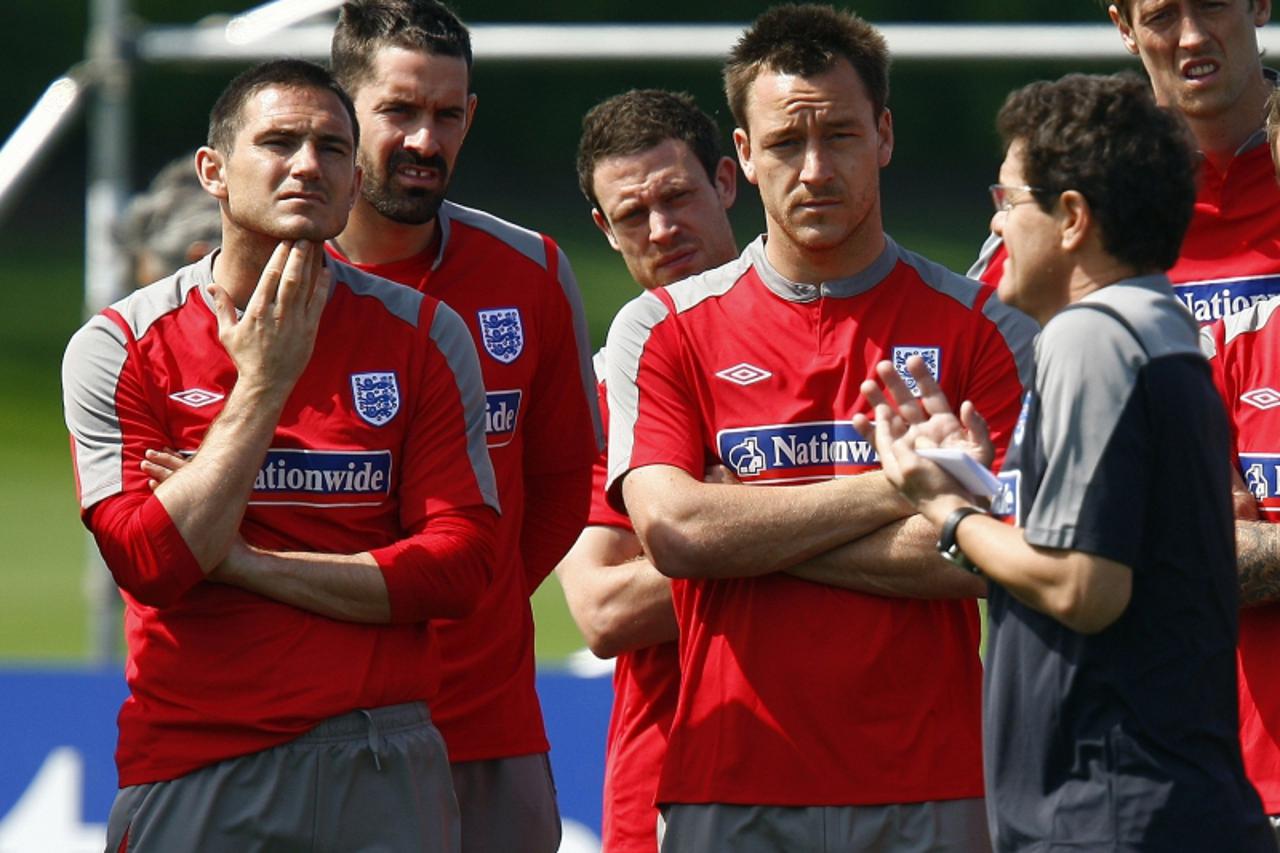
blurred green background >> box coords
[0,1,1133,662]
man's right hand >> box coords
[212,240,329,398]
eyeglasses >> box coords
[989,184,1044,213]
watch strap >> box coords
[937,506,987,574]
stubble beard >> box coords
[360,150,450,226]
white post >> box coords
[84,0,132,664]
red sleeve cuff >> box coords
[86,493,205,608]
[371,505,497,623]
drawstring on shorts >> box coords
[359,709,384,771]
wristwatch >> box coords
[937,506,987,574]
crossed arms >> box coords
[70,242,496,623]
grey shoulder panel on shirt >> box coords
[331,259,424,327]
[604,291,672,496]
[111,256,212,340]
[982,293,1039,393]
[895,245,982,310]
[428,301,501,513]
[665,253,753,315]
[439,200,548,269]
[1081,277,1202,360]
[1025,300,1152,548]
[62,314,131,509]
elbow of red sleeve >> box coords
[373,506,498,624]
[521,464,593,594]
[85,494,205,608]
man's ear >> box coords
[350,162,364,210]
[195,147,229,201]
[1057,190,1091,252]
[714,156,738,210]
[462,93,479,143]
[1108,5,1140,56]
[591,208,621,252]
[876,108,894,169]
[733,128,757,186]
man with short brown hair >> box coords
[329,3,600,850]
[605,6,1035,850]
[63,58,498,852]
[561,87,739,853]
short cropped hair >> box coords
[332,0,472,96]
[576,89,723,210]
[723,4,889,132]
[996,72,1196,273]
[207,59,358,153]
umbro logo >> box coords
[715,362,772,387]
[169,388,225,408]
[1242,387,1280,410]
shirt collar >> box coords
[745,233,901,302]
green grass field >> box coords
[0,220,982,663]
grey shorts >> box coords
[450,753,560,853]
[105,701,458,853]
[660,799,991,853]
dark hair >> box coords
[576,89,723,209]
[207,59,358,153]
[332,0,472,96]
[996,72,1196,273]
[724,3,889,132]
[1103,0,1256,24]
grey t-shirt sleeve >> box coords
[1023,307,1149,568]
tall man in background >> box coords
[63,59,498,851]
[559,88,739,853]
[328,2,600,849]
[1201,90,1280,843]
[605,6,1035,850]
[972,0,1279,322]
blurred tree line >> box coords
[1,0,1133,259]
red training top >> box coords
[62,254,499,786]
[606,237,1036,806]
[330,200,601,761]
[1205,302,1280,815]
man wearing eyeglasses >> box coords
[602,6,1035,849]
[973,0,1279,324]
[867,71,1275,852]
